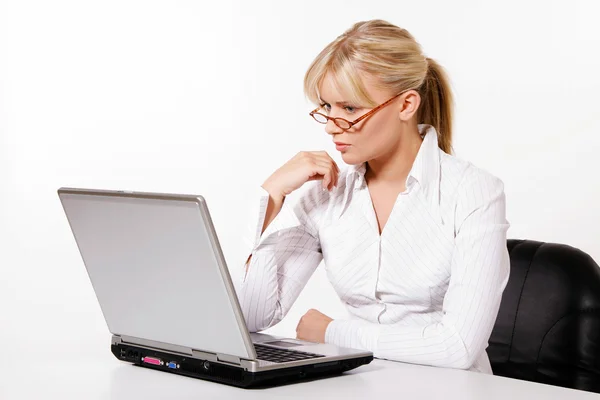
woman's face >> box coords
[317,72,419,166]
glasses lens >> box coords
[312,113,328,124]
[335,118,352,130]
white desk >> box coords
[1,351,598,399]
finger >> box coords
[306,163,332,189]
[311,160,337,189]
[315,156,339,185]
[323,174,331,190]
[306,160,338,190]
[322,153,340,174]
[309,151,337,169]
[306,164,329,182]
[316,152,340,174]
[303,153,337,182]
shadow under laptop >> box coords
[108,360,385,393]
[242,363,385,390]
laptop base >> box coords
[111,343,373,388]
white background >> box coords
[1,0,599,386]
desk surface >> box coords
[1,352,598,399]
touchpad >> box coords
[265,340,306,348]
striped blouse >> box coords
[234,123,510,374]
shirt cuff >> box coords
[252,186,272,247]
[325,319,382,353]
[240,186,302,277]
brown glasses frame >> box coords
[309,89,410,131]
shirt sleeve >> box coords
[325,169,510,370]
[234,184,324,333]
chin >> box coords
[341,153,362,165]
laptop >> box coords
[57,187,373,388]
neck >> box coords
[365,125,423,186]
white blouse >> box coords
[234,123,510,374]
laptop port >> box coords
[167,362,179,369]
[142,357,163,366]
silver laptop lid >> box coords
[58,187,256,360]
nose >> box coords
[325,119,344,135]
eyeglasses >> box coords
[309,89,410,131]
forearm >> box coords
[245,184,285,268]
[238,250,283,332]
[236,185,323,332]
[325,318,481,370]
[239,238,323,332]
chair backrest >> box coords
[488,239,600,393]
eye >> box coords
[321,103,331,113]
[344,105,357,113]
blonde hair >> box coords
[304,19,454,154]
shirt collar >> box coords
[349,123,441,198]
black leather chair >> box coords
[488,239,600,393]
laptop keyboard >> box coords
[253,343,325,363]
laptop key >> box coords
[254,343,325,363]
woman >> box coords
[235,19,510,374]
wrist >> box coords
[261,181,285,203]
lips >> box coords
[335,143,351,152]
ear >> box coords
[397,90,421,122]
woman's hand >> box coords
[296,309,333,343]
[262,151,340,200]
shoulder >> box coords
[439,151,505,200]
[438,152,507,233]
